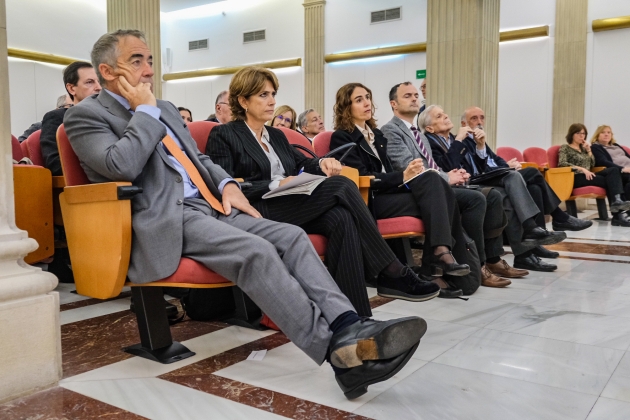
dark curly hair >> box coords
[228,66,279,121]
[333,83,377,132]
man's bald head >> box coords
[461,106,485,129]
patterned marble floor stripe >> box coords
[59,291,132,312]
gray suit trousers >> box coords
[482,171,540,256]
[182,198,354,364]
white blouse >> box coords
[246,123,286,190]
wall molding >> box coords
[7,48,82,66]
[592,15,630,32]
[163,58,302,81]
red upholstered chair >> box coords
[496,147,539,170]
[311,131,425,264]
[523,147,549,168]
[547,145,608,220]
[57,124,260,364]
[622,145,630,156]
[187,121,218,153]
[11,135,23,161]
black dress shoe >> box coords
[336,342,419,400]
[612,211,630,227]
[552,215,593,232]
[521,227,566,246]
[377,267,440,302]
[531,245,559,259]
[329,316,426,369]
[513,254,557,272]
[610,200,630,213]
[430,251,470,276]
[438,287,464,298]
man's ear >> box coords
[425,125,434,133]
[389,100,397,111]
[461,120,467,127]
[65,83,77,97]
[98,63,117,84]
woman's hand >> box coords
[580,167,595,180]
[622,167,630,174]
[319,158,342,176]
[278,176,296,187]
[403,159,424,182]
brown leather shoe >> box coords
[481,265,511,288]
[486,259,528,278]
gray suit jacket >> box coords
[381,116,449,183]
[63,90,231,283]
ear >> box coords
[237,96,248,110]
[460,121,466,127]
[98,63,117,84]
[425,125,434,133]
[389,100,397,110]
[65,83,77,97]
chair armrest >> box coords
[544,167,574,201]
[592,166,606,173]
[60,182,134,299]
[359,175,375,188]
[521,162,540,170]
[52,176,66,189]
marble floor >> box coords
[3,215,630,419]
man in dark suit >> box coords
[421,105,567,272]
[64,29,425,400]
[40,61,102,176]
[383,82,520,286]
[206,90,231,124]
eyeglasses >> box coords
[57,104,74,109]
[576,132,586,136]
[276,115,292,124]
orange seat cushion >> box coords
[377,216,425,236]
[308,234,327,256]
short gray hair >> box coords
[56,94,68,108]
[460,112,467,124]
[215,90,228,105]
[417,104,441,131]
[91,29,146,86]
[297,108,315,129]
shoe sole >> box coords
[531,251,560,259]
[611,203,630,212]
[513,263,556,272]
[330,317,427,369]
[521,231,567,246]
[341,342,420,400]
[376,287,440,302]
[611,221,630,227]
[552,222,593,232]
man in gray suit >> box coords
[63,29,424,400]
[382,82,522,287]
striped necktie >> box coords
[410,126,438,170]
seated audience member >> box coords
[460,107,592,260]
[559,123,630,227]
[16,95,70,141]
[383,82,518,287]
[65,30,424,400]
[269,105,297,130]
[297,108,325,143]
[178,106,192,123]
[421,105,566,272]
[207,67,439,310]
[418,79,426,114]
[207,90,232,124]
[41,61,101,176]
[57,94,73,109]
[329,82,471,298]
[591,125,630,200]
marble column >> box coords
[426,0,500,148]
[107,0,162,99]
[303,0,325,116]
[0,0,60,404]
[551,0,588,145]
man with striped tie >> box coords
[382,82,523,288]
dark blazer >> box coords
[330,127,403,193]
[206,117,219,123]
[592,143,630,169]
[40,107,68,176]
[424,132,489,175]
[207,120,322,202]
[462,137,508,169]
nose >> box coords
[143,61,154,77]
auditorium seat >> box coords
[523,147,549,168]
[547,145,608,220]
[187,120,218,153]
[311,131,425,264]
[495,146,539,170]
[11,135,23,161]
[56,124,262,364]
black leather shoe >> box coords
[612,211,630,227]
[521,227,566,246]
[438,287,464,298]
[329,316,426,369]
[336,342,419,400]
[531,245,559,259]
[377,267,440,302]
[552,215,593,232]
[513,254,557,272]
[610,200,630,213]
[430,251,470,276]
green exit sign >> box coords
[416,69,426,79]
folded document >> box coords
[262,172,327,199]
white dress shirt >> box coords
[246,123,286,190]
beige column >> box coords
[303,0,325,115]
[551,0,588,145]
[426,0,500,148]
[107,0,162,99]
[0,0,61,404]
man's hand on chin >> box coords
[118,75,156,110]
[221,182,262,218]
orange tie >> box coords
[161,135,225,215]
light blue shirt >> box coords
[471,134,498,167]
[105,90,234,198]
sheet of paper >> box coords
[262,172,326,199]
[246,350,267,361]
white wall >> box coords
[6,0,106,136]
[496,0,556,150]
[324,0,428,129]
[585,1,630,144]
[160,0,304,122]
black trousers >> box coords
[252,176,397,316]
[372,170,468,274]
[622,173,630,199]
[573,167,625,207]
[519,167,562,227]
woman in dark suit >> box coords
[207,66,440,314]
[330,83,470,295]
